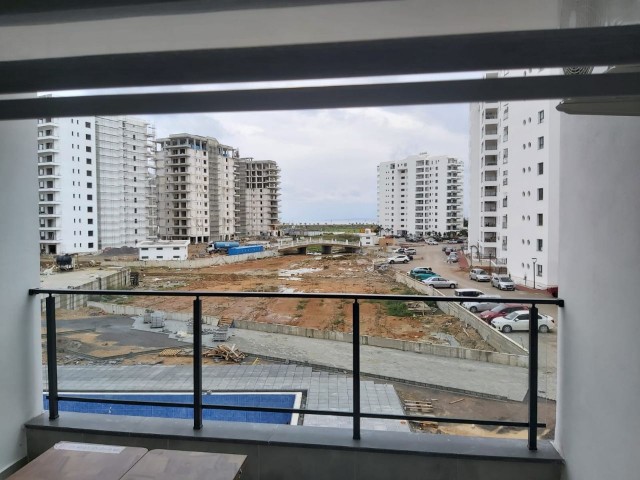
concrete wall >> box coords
[39,268,130,312]
[109,250,277,268]
[556,114,640,480]
[394,272,528,356]
[89,302,219,326]
[231,319,527,367]
[0,105,42,476]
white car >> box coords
[469,268,491,282]
[462,295,502,313]
[422,276,457,288]
[425,239,438,245]
[491,310,555,333]
[387,255,410,264]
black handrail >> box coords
[31,288,563,450]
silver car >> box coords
[462,295,502,313]
[491,274,515,291]
[422,276,458,289]
[469,268,491,282]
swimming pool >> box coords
[44,392,302,425]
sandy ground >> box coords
[124,254,492,350]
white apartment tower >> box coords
[156,134,213,243]
[37,116,98,255]
[95,116,154,249]
[469,70,560,289]
[208,140,240,241]
[377,153,464,237]
[235,158,281,237]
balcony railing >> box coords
[29,287,563,451]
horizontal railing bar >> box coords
[50,395,545,428]
[28,288,564,306]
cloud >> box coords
[144,103,469,222]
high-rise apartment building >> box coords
[377,153,464,237]
[469,70,560,289]
[156,134,214,243]
[208,140,240,241]
[95,116,154,249]
[37,116,98,255]
[235,158,281,237]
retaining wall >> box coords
[230,319,527,367]
[40,268,130,312]
[394,272,529,357]
[88,302,219,326]
[105,250,277,269]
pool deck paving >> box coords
[47,364,410,432]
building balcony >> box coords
[37,145,58,154]
[26,285,562,480]
[483,235,498,243]
[37,133,59,140]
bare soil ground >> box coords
[125,254,492,350]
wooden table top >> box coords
[121,449,247,480]
[9,442,148,480]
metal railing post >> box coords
[352,299,361,440]
[528,304,539,450]
[45,294,59,420]
[193,296,203,430]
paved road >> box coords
[384,243,558,372]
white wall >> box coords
[556,113,640,480]
[0,105,42,474]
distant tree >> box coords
[463,217,469,227]
[458,228,468,237]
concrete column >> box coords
[0,106,42,475]
[556,113,640,480]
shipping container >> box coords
[227,245,265,256]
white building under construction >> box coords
[235,158,281,237]
[95,116,155,249]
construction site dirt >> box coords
[46,253,555,439]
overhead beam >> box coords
[0,25,639,95]
[2,72,640,120]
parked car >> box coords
[479,303,530,323]
[469,268,491,282]
[447,253,458,263]
[405,248,417,255]
[409,267,432,276]
[462,295,502,313]
[491,310,555,333]
[392,248,406,254]
[491,274,516,290]
[422,276,458,288]
[426,239,438,245]
[413,271,439,280]
[454,288,484,297]
[387,255,410,264]
[447,239,458,244]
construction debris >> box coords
[403,400,434,414]
[204,344,246,363]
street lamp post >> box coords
[532,257,537,289]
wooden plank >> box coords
[9,442,147,480]
[121,449,247,480]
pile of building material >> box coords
[203,344,245,363]
[403,399,438,431]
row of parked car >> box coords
[407,267,555,333]
[469,268,515,291]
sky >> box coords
[143,104,470,223]
[57,75,474,223]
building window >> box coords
[537,188,544,200]
[86,146,92,152]
[88,219,93,224]
[537,239,543,251]
[86,158,92,164]
[85,122,91,128]
[85,134,91,140]
[537,213,543,226]
[538,136,544,149]
[537,264,543,277]
[87,182,92,188]
[538,110,545,123]
[538,162,544,174]
[87,194,93,200]
[86,170,92,176]
[88,243,94,248]
[87,206,93,212]
[88,231,94,237]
